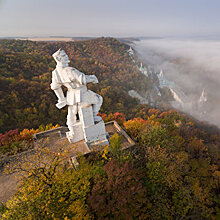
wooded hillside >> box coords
[0,38,220,219]
[0,37,146,132]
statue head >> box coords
[52,49,70,66]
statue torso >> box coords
[54,66,85,89]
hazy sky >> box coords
[0,0,220,37]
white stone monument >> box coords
[51,49,108,145]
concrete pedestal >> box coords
[66,122,84,143]
[67,104,108,145]
[83,120,108,143]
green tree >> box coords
[2,152,96,219]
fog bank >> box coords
[134,38,220,127]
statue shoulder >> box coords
[56,67,74,75]
[66,67,83,75]
[65,67,74,71]
[52,68,58,76]
[64,67,74,74]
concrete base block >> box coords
[83,120,107,143]
[66,122,84,143]
[88,138,109,150]
[79,105,94,128]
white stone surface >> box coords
[79,105,94,128]
[66,122,84,143]
[83,121,107,143]
[128,90,148,104]
[199,89,208,104]
[51,49,108,145]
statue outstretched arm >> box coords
[85,75,98,84]
[51,71,67,109]
[69,68,98,85]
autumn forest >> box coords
[0,38,220,219]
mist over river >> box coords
[134,38,220,128]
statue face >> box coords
[59,52,70,64]
[53,49,70,66]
